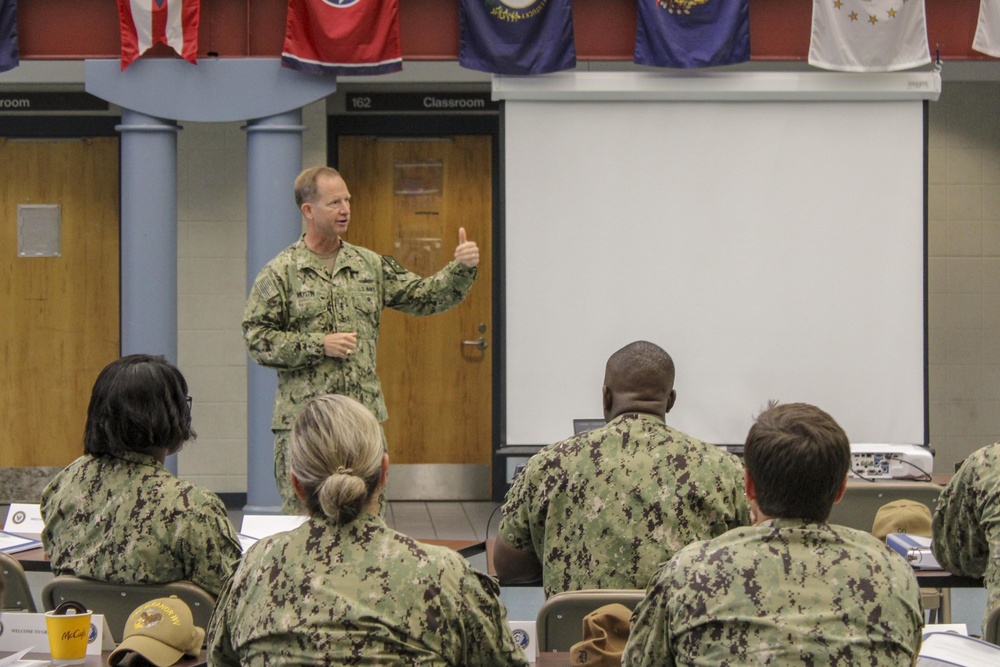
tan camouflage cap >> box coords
[108,596,204,667]
[872,499,932,541]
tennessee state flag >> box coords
[0,0,18,74]
[974,0,1000,57]
[282,0,402,76]
[635,0,750,69]
[809,0,930,72]
[117,0,200,71]
[459,0,575,75]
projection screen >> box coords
[501,74,932,447]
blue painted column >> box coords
[86,58,335,504]
[243,110,306,513]
[117,109,180,475]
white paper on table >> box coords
[0,646,48,667]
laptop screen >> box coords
[573,419,605,435]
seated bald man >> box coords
[492,340,750,597]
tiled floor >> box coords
[228,501,500,542]
[385,501,500,541]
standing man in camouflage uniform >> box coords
[243,166,479,512]
[208,394,528,666]
[41,355,242,597]
[623,402,923,667]
[932,441,1000,634]
[492,341,750,597]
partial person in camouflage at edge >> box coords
[207,394,528,667]
[932,441,1000,634]
[492,340,750,597]
[40,354,242,597]
[623,402,923,667]
[243,166,479,513]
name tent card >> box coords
[3,504,44,537]
[0,613,109,655]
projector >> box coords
[848,444,933,480]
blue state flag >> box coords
[635,0,750,69]
[0,0,18,74]
[459,0,575,75]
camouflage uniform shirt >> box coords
[207,512,528,667]
[243,236,476,428]
[623,519,924,667]
[932,441,1000,628]
[40,452,242,597]
[498,412,750,597]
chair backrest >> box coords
[985,604,1000,646]
[41,576,215,644]
[536,589,645,653]
[0,552,38,612]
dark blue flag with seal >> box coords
[0,0,19,74]
[634,0,750,69]
[459,0,575,75]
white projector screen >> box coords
[504,99,925,447]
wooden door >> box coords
[338,136,492,467]
[0,137,120,467]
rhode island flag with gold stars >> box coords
[809,0,930,72]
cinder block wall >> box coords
[928,81,1000,474]
[176,101,327,492]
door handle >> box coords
[462,337,488,350]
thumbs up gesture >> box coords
[454,227,480,268]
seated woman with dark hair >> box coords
[208,394,528,666]
[41,354,241,597]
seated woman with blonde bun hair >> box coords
[208,394,529,667]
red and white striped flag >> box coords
[974,0,1000,57]
[117,0,200,71]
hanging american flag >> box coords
[282,0,402,76]
[117,0,200,71]
[809,0,930,72]
[0,0,19,74]
[974,0,1000,57]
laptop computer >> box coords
[573,419,605,435]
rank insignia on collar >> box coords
[382,255,408,275]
